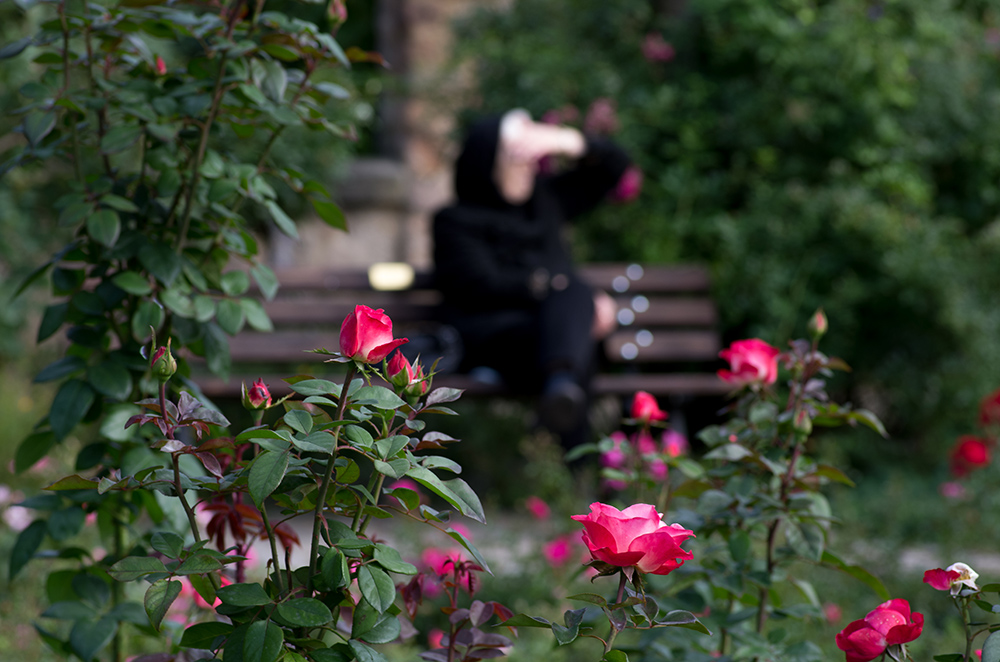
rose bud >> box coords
[386,350,414,391]
[242,378,271,411]
[150,339,177,383]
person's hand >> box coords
[592,290,618,340]
[501,118,585,164]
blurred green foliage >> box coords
[452,0,1000,446]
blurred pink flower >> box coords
[525,496,551,520]
[940,481,967,499]
[663,429,690,457]
[642,33,676,63]
[542,535,576,567]
[2,505,32,532]
[648,458,668,481]
[600,432,629,469]
[824,602,843,625]
[541,105,580,125]
[612,166,643,203]
[636,430,657,455]
[422,547,465,576]
[602,478,628,492]
[428,628,445,650]
[584,98,619,135]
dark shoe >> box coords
[539,378,586,434]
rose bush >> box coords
[835,599,924,662]
[717,338,780,388]
[339,304,409,363]
[571,502,694,575]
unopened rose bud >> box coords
[808,309,828,340]
[386,350,414,391]
[154,55,167,76]
[242,378,271,411]
[150,339,177,383]
[404,363,429,401]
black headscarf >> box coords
[453,115,515,210]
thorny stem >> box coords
[604,571,629,654]
[959,597,973,661]
[259,506,284,595]
[308,363,357,593]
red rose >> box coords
[923,562,978,594]
[717,338,780,387]
[980,387,1000,428]
[835,599,923,662]
[950,435,991,477]
[339,305,408,364]
[631,391,668,424]
[571,502,694,575]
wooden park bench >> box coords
[191,262,729,401]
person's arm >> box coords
[546,135,631,219]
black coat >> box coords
[433,119,630,313]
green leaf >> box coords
[151,531,185,558]
[786,521,825,562]
[101,125,143,154]
[500,613,552,628]
[37,302,67,342]
[251,263,279,300]
[261,59,288,102]
[180,621,234,649]
[88,361,133,400]
[983,630,1000,662]
[729,529,751,563]
[217,582,273,607]
[108,556,169,581]
[244,620,283,662]
[144,579,182,631]
[249,450,289,508]
[821,551,889,600]
[50,378,96,440]
[373,544,418,575]
[348,640,387,662]
[73,573,110,609]
[70,616,117,662]
[86,209,121,248]
[131,300,165,342]
[814,464,856,487]
[15,430,57,473]
[354,386,405,410]
[443,526,492,574]
[161,287,195,318]
[221,270,251,296]
[567,593,608,607]
[655,610,712,635]
[849,409,888,438]
[112,271,152,295]
[101,194,140,213]
[603,650,629,662]
[35,356,85,383]
[42,600,94,620]
[188,573,216,608]
[217,298,246,335]
[357,565,396,613]
[9,519,46,579]
[177,554,224,575]
[45,474,98,490]
[406,466,486,524]
[0,36,32,59]
[47,507,85,541]
[934,655,966,662]
[289,379,341,397]
[276,598,333,627]
[321,548,350,590]
[265,200,297,239]
[311,199,346,230]
[552,608,585,645]
[241,298,273,331]
[373,458,410,479]
[24,111,56,146]
[284,409,313,436]
[203,321,231,378]
[139,243,183,286]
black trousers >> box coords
[449,277,597,394]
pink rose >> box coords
[950,436,991,477]
[584,97,619,135]
[525,496,551,520]
[242,378,271,410]
[154,55,167,76]
[542,535,576,567]
[600,432,629,469]
[662,429,689,458]
[717,338,781,387]
[631,391,668,424]
[339,305,408,364]
[571,502,694,575]
[641,33,675,63]
[835,599,923,662]
[612,166,643,203]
